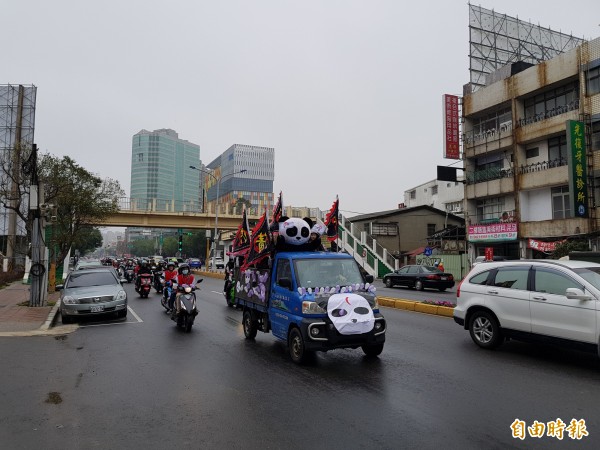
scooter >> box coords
[125,266,135,283]
[135,273,153,298]
[152,265,163,294]
[160,278,173,312]
[170,279,202,332]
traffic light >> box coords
[178,234,183,252]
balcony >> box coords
[465,168,515,198]
[516,100,579,128]
[519,217,589,238]
[462,122,513,158]
[518,158,569,190]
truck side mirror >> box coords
[278,278,292,290]
[365,274,374,283]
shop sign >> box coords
[468,222,518,242]
[567,120,588,218]
[443,94,460,159]
[527,239,565,253]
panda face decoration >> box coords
[279,218,311,246]
[327,293,375,335]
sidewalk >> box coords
[0,281,64,337]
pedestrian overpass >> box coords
[96,197,260,230]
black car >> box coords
[383,265,455,291]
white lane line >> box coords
[211,290,224,295]
[127,305,143,323]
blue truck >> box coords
[234,251,386,363]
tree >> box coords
[130,238,155,257]
[38,154,124,266]
[234,197,252,215]
[551,240,590,259]
[72,227,103,256]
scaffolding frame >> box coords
[467,4,584,92]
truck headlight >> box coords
[302,301,326,314]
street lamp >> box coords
[189,165,247,270]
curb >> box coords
[378,296,455,318]
[0,296,78,338]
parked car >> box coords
[210,257,225,269]
[188,258,202,269]
[57,267,128,324]
[383,265,455,291]
[74,259,104,271]
[454,259,600,356]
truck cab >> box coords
[235,251,386,363]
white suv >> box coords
[454,259,600,356]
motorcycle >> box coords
[223,272,236,308]
[170,279,202,332]
[135,273,153,298]
[160,278,173,312]
[125,266,135,283]
[152,266,163,294]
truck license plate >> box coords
[90,305,104,312]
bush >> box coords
[0,270,25,288]
[422,300,456,308]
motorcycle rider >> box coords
[172,263,195,315]
[163,261,178,312]
[135,259,153,291]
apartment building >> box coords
[462,37,600,260]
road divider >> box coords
[377,297,455,318]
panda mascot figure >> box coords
[274,216,314,252]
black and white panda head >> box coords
[279,217,312,246]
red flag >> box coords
[230,207,251,256]
[271,191,284,227]
[325,196,339,241]
[241,211,274,270]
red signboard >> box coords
[485,247,494,261]
[443,94,460,159]
[527,239,565,253]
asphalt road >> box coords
[0,277,599,449]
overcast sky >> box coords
[3,1,599,217]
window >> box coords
[408,266,420,274]
[138,153,144,162]
[587,66,600,96]
[526,147,539,158]
[492,267,529,290]
[592,121,600,152]
[551,186,571,219]
[431,185,438,195]
[523,81,579,122]
[276,259,292,286]
[533,268,582,295]
[476,197,504,223]
[409,190,416,199]
[548,135,567,163]
[469,271,491,285]
[371,223,398,236]
[427,223,436,236]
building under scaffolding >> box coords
[0,84,37,268]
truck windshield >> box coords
[294,258,364,289]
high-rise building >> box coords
[204,144,274,215]
[130,128,201,212]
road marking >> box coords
[78,306,143,328]
[211,290,223,295]
[127,305,143,323]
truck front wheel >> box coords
[288,328,309,364]
[361,343,384,357]
[243,310,257,339]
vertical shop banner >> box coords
[443,94,460,159]
[566,120,588,218]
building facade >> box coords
[205,144,274,215]
[348,205,464,257]
[130,128,201,212]
[462,36,600,261]
[404,179,465,217]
